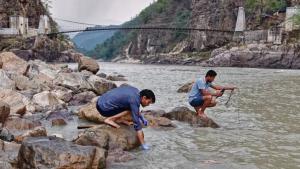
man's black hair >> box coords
[205,70,217,77]
[140,89,155,103]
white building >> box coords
[0,15,51,37]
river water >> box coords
[71,62,300,169]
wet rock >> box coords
[14,126,47,143]
[74,124,139,151]
[177,81,194,93]
[69,91,96,106]
[78,102,105,123]
[0,52,29,75]
[51,119,67,126]
[46,110,72,126]
[144,114,175,128]
[78,56,100,74]
[142,109,168,117]
[0,101,10,125]
[0,128,14,142]
[163,107,220,128]
[32,91,64,108]
[87,75,117,95]
[106,75,128,81]
[0,89,27,115]
[18,136,106,169]
[0,140,21,169]
[97,73,107,78]
[0,70,15,90]
[140,110,175,128]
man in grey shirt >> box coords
[188,70,236,119]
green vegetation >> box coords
[173,10,191,40]
[246,0,287,14]
[138,0,169,24]
[89,0,193,60]
[294,12,300,25]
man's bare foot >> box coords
[197,111,208,120]
[104,118,121,128]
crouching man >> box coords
[96,85,155,150]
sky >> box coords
[49,0,154,30]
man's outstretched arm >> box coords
[211,85,237,90]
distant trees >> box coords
[246,0,287,14]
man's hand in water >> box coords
[141,143,150,150]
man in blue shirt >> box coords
[96,85,155,150]
[188,70,236,120]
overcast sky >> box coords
[49,0,154,29]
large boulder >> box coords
[8,73,39,91]
[0,52,29,75]
[78,56,100,74]
[32,91,64,108]
[78,102,105,123]
[27,60,60,81]
[0,89,28,115]
[144,114,175,128]
[177,81,194,93]
[69,91,97,106]
[0,70,15,90]
[17,136,106,169]
[87,75,117,95]
[106,75,128,81]
[54,72,92,92]
[163,107,219,128]
[0,101,10,125]
[75,125,139,151]
[0,140,21,169]
[4,116,42,131]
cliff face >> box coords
[91,0,193,61]
[189,0,244,51]
[93,0,244,62]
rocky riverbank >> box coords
[113,43,300,69]
[0,51,218,169]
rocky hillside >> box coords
[89,0,300,68]
[0,0,77,62]
[90,0,193,61]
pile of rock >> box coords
[0,51,117,168]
